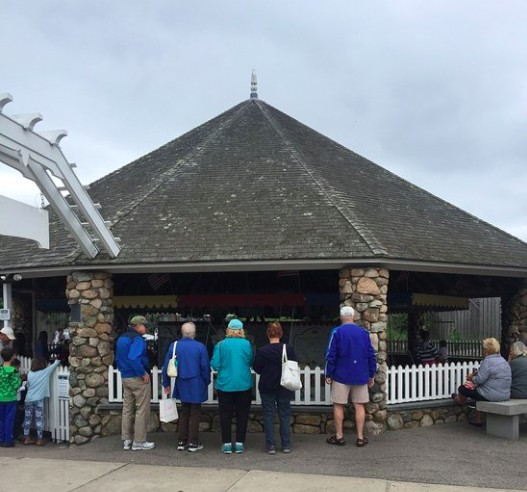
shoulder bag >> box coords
[167,341,178,378]
[280,343,302,391]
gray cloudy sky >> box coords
[2,1,526,241]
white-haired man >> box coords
[325,306,376,447]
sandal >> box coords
[356,437,369,447]
[326,434,345,446]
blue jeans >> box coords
[260,391,291,449]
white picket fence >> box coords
[18,356,70,443]
[387,361,480,404]
[108,360,481,407]
[108,365,332,406]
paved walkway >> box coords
[1,422,526,491]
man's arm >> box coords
[128,337,149,380]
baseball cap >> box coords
[130,315,148,326]
[0,326,16,340]
[227,319,243,330]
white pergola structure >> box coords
[0,92,121,328]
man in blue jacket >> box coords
[325,306,376,448]
[115,316,155,451]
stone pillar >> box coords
[339,267,389,434]
[66,271,113,444]
[502,279,527,348]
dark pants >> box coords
[458,385,489,401]
[0,401,17,445]
[260,391,291,449]
[217,389,252,444]
[178,402,201,445]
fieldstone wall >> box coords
[503,279,527,346]
[99,402,470,439]
[339,267,389,435]
[386,404,470,429]
[66,271,114,444]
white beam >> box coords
[0,98,121,258]
[0,195,49,248]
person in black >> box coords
[253,322,297,454]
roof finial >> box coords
[250,69,258,99]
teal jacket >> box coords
[0,365,22,402]
[211,338,254,392]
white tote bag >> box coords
[159,398,179,423]
[280,344,302,391]
[167,341,178,378]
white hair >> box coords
[510,341,527,359]
[181,322,196,339]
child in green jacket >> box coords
[0,347,22,447]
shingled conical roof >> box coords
[2,98,527,275]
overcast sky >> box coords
[1,1,526,242]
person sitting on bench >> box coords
[509,341,527,399]
[451,337,511,425]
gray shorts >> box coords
[331,381,369,404]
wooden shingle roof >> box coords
[2,98,527,276]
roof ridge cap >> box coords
[254,100,388,256]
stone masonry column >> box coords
[339,267,389,434]
[502,279,527,348]
[66,271,114,444]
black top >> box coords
[253,342,297,394]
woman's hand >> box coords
[163,386,171,395]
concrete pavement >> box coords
[1,421,526,491]
[1,457,523,492]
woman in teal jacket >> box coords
[211,319,253,454]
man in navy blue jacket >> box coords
[116,316,155,451]
[325,306,376,447]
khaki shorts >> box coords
[331,381,369,404]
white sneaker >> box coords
[123,439,132,450]
[132,441,155,451]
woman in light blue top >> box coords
[23,358,60,445]
[211,319,253,454]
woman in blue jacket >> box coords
[211,319,254,454]
[162,322,210,453]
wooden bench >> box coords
[476,399,527,440]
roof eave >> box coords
[6,258,527,279]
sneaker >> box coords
[2,442,15,448]
[266,447,276,455]
[282,448,291,453]
[188,442,204,452]
[222,442,232,454]
[234,442,244,453]
[123,439,132,450]
[177,440,187,451]
[132,440,155,451]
